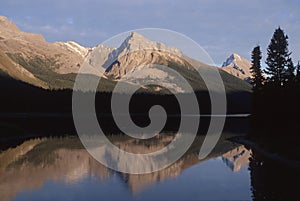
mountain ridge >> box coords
[221,53,252,82]
[0,16,85,82]
[0,16,251,94]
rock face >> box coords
[0,16,20,31]
[101,32,251,93]
[0,15,252,93]
[110,32,182,60]
[0,49,48,88]
[221,53,252,83]
[104,32,186,78]
[83,44,115,75]
[0,16,86,87]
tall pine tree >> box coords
[250,45,264,90]
[265,27,291,86]
[285,57,295,83]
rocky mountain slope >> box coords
[98,32,251,93]
[221,53,252,82]
[104,32,184,78]
[0,15,252,94]
[0,16,86,74]
[0,16,87,89]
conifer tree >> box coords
[265,27,291,86]
[296,61,300,84]
[250,45,264,90]
[286,57,295,83]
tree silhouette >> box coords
[285,57,295,83]
[265,27,291,86]
[296,61,300,84]
[250,45,264,90]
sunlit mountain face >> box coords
[221,53,252,83]
[0,16,251,94]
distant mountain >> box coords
[99,32,252,93]
[0,16,86,75]
[103,32,199,93]
[221,53,252,83]
[0,15,252,95]
[55,41,89,58]
[0,16,87,89]
[104,32,183,78]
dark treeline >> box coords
[0,71,251,143]
[0,73,73,113]
[250,27,300,135]
[0,72,251,115]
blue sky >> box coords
[1,0,299,66]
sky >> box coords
[1,0,300,66]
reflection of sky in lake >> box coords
[12,156,251,201]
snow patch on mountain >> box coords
[221,53,252,82]
[56,41,90,57]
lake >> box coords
[0,116,299,201]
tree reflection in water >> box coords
[249,149,300,201]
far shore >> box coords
[229,136,300,168]
[0,113,251,118]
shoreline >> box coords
[0,113,251,118]
[229,136,300,168]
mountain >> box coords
[0,16,86,75]
[102,32,199,93]
[0,15,252,96]
[99,32,252,93]
[55,41,89,58]
[104,32,184,78]
[221,53,252,82]
[0,16,87,89]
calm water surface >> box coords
[0,117,299,201]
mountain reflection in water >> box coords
[1,125,299,201]
[0,133,251,201]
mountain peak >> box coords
[129,32,146,40]
[115,32,182,57]
[0,16,20,31]
[118,32,153,52]
[232,53,245,61]
[231,53,241,59]
[0,16,8,21]
[232,53,240,57]
[221,53,252,82]
[222,53,243,67]
[0,16,9,23]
